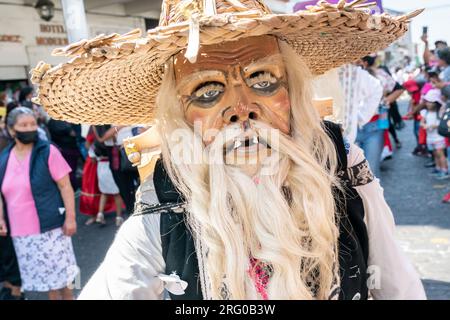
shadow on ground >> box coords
[422,279,450,300]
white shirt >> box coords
[424,110,445,144]
[78,144,426,300]
[338,65,383,143]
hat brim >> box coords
[32,8,423,125]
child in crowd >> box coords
[420,89,448,180]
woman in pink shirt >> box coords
[0,107,78,300]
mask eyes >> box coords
[191,82,224,106]
[188,71,280,107]
[252,81,272,90]
[246,71,279,94]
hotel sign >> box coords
[36,23,69,46]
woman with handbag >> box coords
[80,126,120,225]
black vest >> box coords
[135,121,370,300]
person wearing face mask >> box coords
[32,0,425,300]
[18,87,50,142]
[0,107,78,300]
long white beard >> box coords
[184,121,339,299]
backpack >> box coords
[438,102,450,138]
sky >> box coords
[383,0,450,49]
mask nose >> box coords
[223,87,261,125]
[224,108,259,124]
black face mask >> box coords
[15,130,38,144]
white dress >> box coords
[97,160,120,195]
[13,228,79,292]
[88,146,120,195]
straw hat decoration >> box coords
[30,0,423,125]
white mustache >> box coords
[204,120,283,162]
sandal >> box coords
[96,212,106,224]
[116,216,124,227]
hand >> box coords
[127,151,141,164]
[436,82,445,89]
[383,97,393,106]
[63,217,77,236]
[0,219,8,236]
[421,34,428,44]
[404,112,413,120]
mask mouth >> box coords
[224,132,271,155]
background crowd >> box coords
[331,30,450,203]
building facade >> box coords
[0,0,314,95]
[382,8,415,71]
[0,0,153,94]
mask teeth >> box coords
[234,139,242,149]
[253,136,258,144]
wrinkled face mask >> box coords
[12,114,39,145]
[15,130,38,144]
[174,35,291,175]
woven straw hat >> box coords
[31,0,423,125]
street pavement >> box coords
[26,101,450,299]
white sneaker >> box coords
[116,216,124,227]
[96,212,105,224]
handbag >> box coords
[377,103,390,130]
[438,102,450,138]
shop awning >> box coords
[0,66,27,80]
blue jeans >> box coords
[355,121,384,178]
